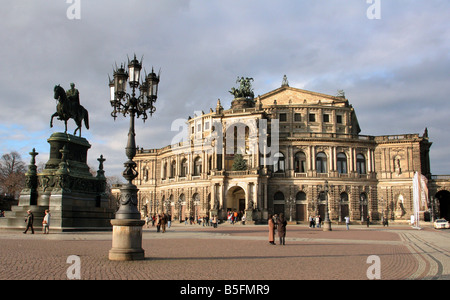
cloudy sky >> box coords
[0,0,449,179]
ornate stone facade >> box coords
[128,80,450,223]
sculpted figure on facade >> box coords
[229,76,254,99]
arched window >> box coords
[273,191,285,216]
[208,155,213,174]
[179,193,185,203]
[319,191,326,201]
[337,152,347,174]
[294,151,307,173]
[316,152,327,173]
[296,191,307,201]
[393,155,401,174]
[226,124,249,155]
[180,158,188,177]
[273,152,285,173]
[274,191,285,201]
[340,192,349,203]
[339,192,349,221]
[356,154,366,174]
[162,162,167,179]
[170,160,176,178]
[194,157,202,176]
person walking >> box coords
[277,213,287,245]
[42,209,50,234]
[212,215,218,228]
[160,213,167,233]
[366,215,370,228]
[24,210,34,234]
[167,214,172,228]
[344,215,350,230]
[268,214,276,245]
[145,215,150,228]
[315,215,321,228]
[382,215,389,227]
[156,214,161,232]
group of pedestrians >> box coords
[308,215,323,228]
[182,215,220,227]
[227,210,244,224]
[23,209,51,234]
[145,213,171,232]
[268,213,358,242]
[268,213,287,245]
[144,213,221,230]
[184,215,211,226]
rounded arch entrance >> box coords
[225,186,246,213]
[435,190,450,220]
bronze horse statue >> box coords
[50,85,89,137]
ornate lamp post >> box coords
[429,196,435,223]
[108,54,160,261]
[360,194,367,223]
[194,197,200,222]
[164,199,170,214]
[323,180,332,231]
[178,198,183,222]
[287,196,295,223]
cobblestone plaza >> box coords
[0,223,448,282]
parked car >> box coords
[433,218,450,229]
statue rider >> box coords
[66,83,80,106]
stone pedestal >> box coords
[245,209,255,225]
[0,133,114,232]
[109,219,145,261]
[323,220,332,231]
[231,97,255,109]
[210,209,218,218]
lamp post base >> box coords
[323,220,332,231]
[109,219,145,261]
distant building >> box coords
[118,78,450,223]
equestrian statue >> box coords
[50,83,89,137]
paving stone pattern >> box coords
[0,223,448,280]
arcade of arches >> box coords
[132,182,450,224]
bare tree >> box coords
[0,151,26,198]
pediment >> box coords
[258,86,348,107]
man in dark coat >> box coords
[24,210,34,234]
[277,213,287,245]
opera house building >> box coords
[117,77,450,224]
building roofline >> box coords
[258,85,348,103]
